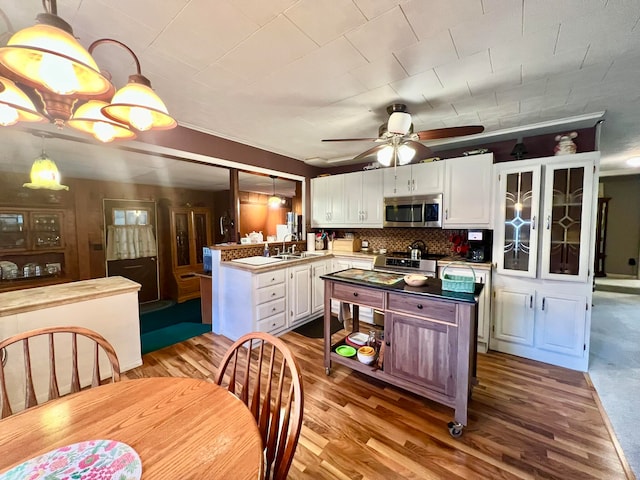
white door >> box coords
[443,154,493,228]
[494,164,542,278]
[311,260,328,315]
[540,159,594,283]
[536,291,586,358]
[360,169,383,226]
[411,161,444,195]
[491,287,535,347]
[289,264,311,324]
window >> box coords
[113,209,149,226]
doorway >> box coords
[103,199,159,303]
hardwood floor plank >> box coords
[124,332,632,480]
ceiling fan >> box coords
[322,104,484,166]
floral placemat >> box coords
[0,439,142,479]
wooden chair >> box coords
[214,332,304,480]
[0,326,121,419]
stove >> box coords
[373,253,446,277]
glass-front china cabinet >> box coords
[491,152,598,372]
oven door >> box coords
[383,197,424,227]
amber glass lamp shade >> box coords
[0,18,113,97]
[0,77,45,125]
[23,153,69,191]
[68,100,136,142]
[101,77,177,132]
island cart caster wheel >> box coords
[325,367,331,376]
[448,421,463,438]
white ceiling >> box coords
[1,0,640,191]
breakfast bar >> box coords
[322,268,482,437]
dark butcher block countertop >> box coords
[321,268,483,304]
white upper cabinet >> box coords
[383,161,443,197]
[344,169,383,227]
[442,154,493,228]
[311,175,345,228]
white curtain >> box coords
[106,225,157,260]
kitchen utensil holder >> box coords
[441,262,476,293]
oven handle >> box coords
[373,268,436,278]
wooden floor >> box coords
[125,330,634,480]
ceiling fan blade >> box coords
[352,144,387,163]
[404,140,433,160]
[416,125,484,141]
[322,137,379,142]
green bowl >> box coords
[335,345,357,357]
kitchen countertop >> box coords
[322,268,483,304]
[437,257,492,270]
[0,276,141,317]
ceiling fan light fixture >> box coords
[387,111,412,135]
[68,100,136,142]
[0,76,45,125]
[377,145,394,166]
[397,144,416,165]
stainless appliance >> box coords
[372,251,444,326]
[466,229,492,263]
[383,194,442,228]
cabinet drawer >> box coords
[256,284,286,304]
[257,298,286,320]
[387,293,456,324]
[331,282,384,309]
[257,311,287,333]
[256,269,286,288]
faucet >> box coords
[282,233,292,254]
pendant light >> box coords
[268,175,282,208]
[67,100,136,142]
[23,136,69,191]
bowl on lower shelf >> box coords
[404,274,428,287]
[357,346,376,365]
[335,345,356,357]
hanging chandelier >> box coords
[0,0,176,142]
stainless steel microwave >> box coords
[383,194,443,228]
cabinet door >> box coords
[311,177,328,228]
[536,292,586,358]
[343,171,363,225]
[492,287,535,347]
[540,160,594,282]
[360,169,383,226]
[443,154,493,228]
[0,212,27,250]
[192,209,211,266]
[411,161,444,195]
[172,210,192,267]
[289,264,311,324]
[327,175,345,225]
[387,312,457,396]
[494,165,542,278]
[383,164,412,196]
[311,175,345,227]
[30,212,64,249]
[311,260,328,314]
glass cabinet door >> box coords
[0,213,27,250]
[193,211,209,265]
[541,160,594,282]
[31,212,63,249]
[173,212,191,267]
[495,165,541,278]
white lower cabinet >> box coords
[490,279,589,370]
[438,263,491,353]
[255,269,287,334]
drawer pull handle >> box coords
[272,307,276,312]
[416,304,423,310]
[353,292,358,297]
[271,292,276,296]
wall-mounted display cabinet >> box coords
[0,209,67,289]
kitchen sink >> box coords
[231,256,284,266]
[274,253,302,260]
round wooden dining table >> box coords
[0,377,264,479]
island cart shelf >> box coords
[322,269,481,437]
